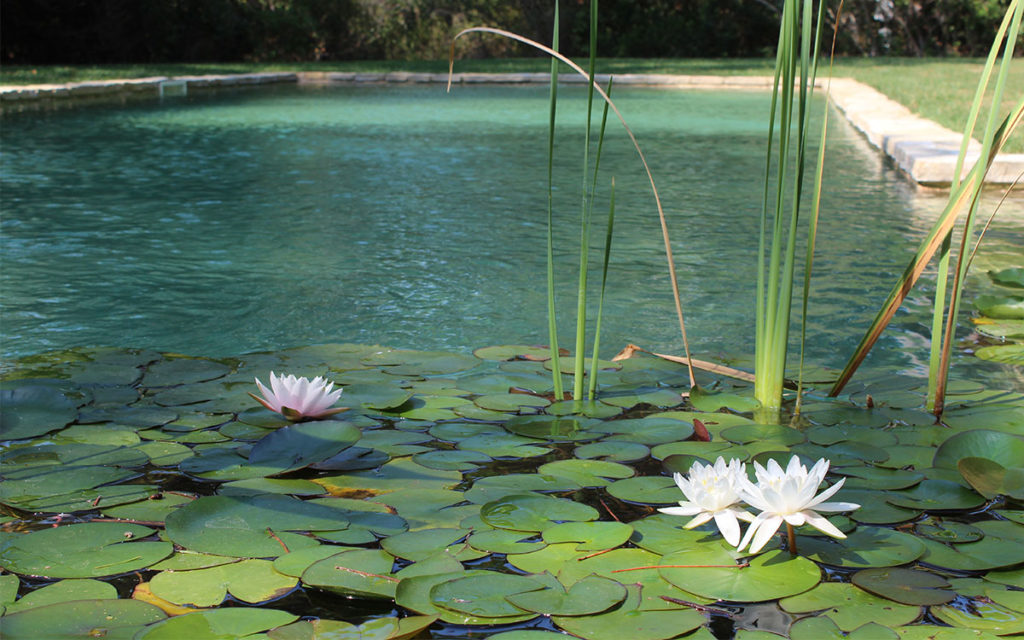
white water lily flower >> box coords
[658,457,755,546]
[736,455,860,554]
[250,372,346,421]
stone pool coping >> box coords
[2,70,1021,187]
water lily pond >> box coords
[2,83,1024,639]
[2,341,1023,639]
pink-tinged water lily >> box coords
[658,457,755,546]
[735,455,860,554]
[249,372,346,421]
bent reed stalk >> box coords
[448,20,698,399]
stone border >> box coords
[2,70,1020,186]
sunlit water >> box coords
[2,83,1021,390]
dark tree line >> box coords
[2,0,1018,65]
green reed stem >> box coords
[545,1,563,401]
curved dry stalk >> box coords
[448,27,696,388]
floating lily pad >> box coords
[466,473,581,504]
[475,393,550,412]
[598,386,684,409]
[593,417,693,445]
[412,449,492,471]
[456,433,549,458]
[779,582,921,630]
[467,529,546,554]
[975,344,1024,364]
[0,385,79,440]
[0,599,166,639]
[247,420,361,475]
[885,479,986,511]
[507,574,627,616]
[313,458,463,498]
[973,294,1024,319]
[797,527,925,568]
[480,494,598,532]
[606,476,681,505]
[552,584,705,640]
[690,385,760,412]
[430,571,543,619]
[932,599,1024,635]
[916,520,984,543]
[473,345,554,361]
[3,578,117,615]
[574,440,650,462]
[149,558,297,606]
[851,567,954,605]
[934,429,1024,470]
[302,548,397,599]
[164,494,346,557]
[504,415,599,441]
[541,521,633,551]
[136,607,298,639]
[363,349,480,375]
[989,267,1024,289]
[0,523,172,578]
[536,459,635,487]
[660,548,819,602]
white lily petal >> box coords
[683,512,715,529]
[813,501,861,513]
[748,515,784,554]
[658,505,704,517]
[713,511,742,546]
[802,511,847,539]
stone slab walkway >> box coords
[2,71,1020,187]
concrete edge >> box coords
[2,71,1020,187]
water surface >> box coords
[2,83,1021,389]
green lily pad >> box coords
[3,578,117,615]
[932,599,1024,635]
[546,399,623,418]
[1,523,171,578]
[301,548,397,599]
[137,607,298,639]
[362,349,480,375]
[551,584,705,640]
[934,429,1024,470]
[606,476,681,505]
[915,520,984,543]
[473,345,555,361]
[885,479,986,510]
[574,440,650,462]
[474,393,550,412]
[313,458,462,497]
[780,582,921,630]
[247,420,361,475]
[0,385,80,440]
[356,430,431,457]
[336,383,412,410]
[506,574,627,616]
[975,344,1024,364]
[918,521,1024,570]
[480,494,598,532]
[142,357,233,387]
[851,567,955,605]
[660,548,819,602]
[537,459,635,487]
[972,318,1024,340]
[468,529,546,554]
[592,417,694,445]
[974,294,1024,319]
[721,423,804,446]
[598,386,684,409]
[456,433,549,458]
[989,267,1024,289]
[380,528,478,562]
[0,599,166,639]
[504,415,599,441]
[690,385,760,412]
[149,558,297,606]
[466,473,581,504]
[412,449,492,471]
[834,466,924,491]
[797,527,925,568]
[164,494,346,557]
[541,521,633,551]
[430,571,543,618]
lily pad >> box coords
[506,574,627,616]
[247,420,361,475]
[989,267,1024,289]
[480,494,598,532]
[302,548,397,599]
[0,385,79,440]
[430,571,544,618]
[934,429,1024,470]
[362,349,480,375]
[851,567,954,605]
[779,582,921,630]
[0,599,166,639]
[660,548,819,602]
[3,578,117,615]
[0,523,172,578]
[973,294,1024,319]
[551,584,705,640]
[975,344,1024,364]
[797,527,926,568]
[136,607,298,639]
[149,558,297,606]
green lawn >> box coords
[2,58,1021,152]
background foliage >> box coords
[3,0,1020,65]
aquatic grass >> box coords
[830,0,1023,411]
[545,1,563,401]
[753,0,828,423]
[448,18,699,399]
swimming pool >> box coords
[1,83,1021,389]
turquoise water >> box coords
[1,83,1021,389]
